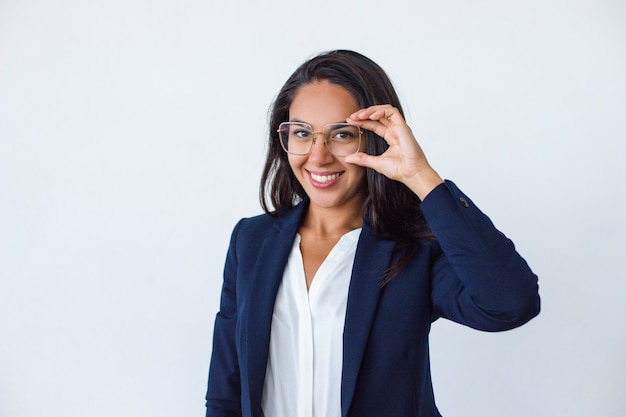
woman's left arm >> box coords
[421,180,540,330]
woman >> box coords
[205,50,540,417]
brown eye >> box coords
[293,129,313,139]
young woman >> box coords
[205,50,540,417]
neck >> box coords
[301,198,364,238]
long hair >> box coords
[259,50,432,283]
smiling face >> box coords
[287,80,366,214]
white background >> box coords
[1,0,625,416]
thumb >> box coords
[344,152,379,170]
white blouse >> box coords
[260,229,361,417]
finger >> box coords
[349,105,402,124]
[348,110,383,125]
[349,104,392,117]
[347,118,389,140]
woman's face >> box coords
[287,80,366,212]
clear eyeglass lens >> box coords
[278,122,360,156]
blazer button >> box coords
[459,197,470,208]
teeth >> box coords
[311,173,340,183]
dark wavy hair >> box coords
[259,50,431,283]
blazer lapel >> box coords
[241,201,308,415]
[341,223,396,417]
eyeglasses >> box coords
[277,122,363,156]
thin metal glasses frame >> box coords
[277,121,363,156]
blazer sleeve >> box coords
[205,219,244,417]
[420,180,540,331]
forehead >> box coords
[289,80,359,126]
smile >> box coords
[310,172,341,183]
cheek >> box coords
[287,155,306,174]
[350,165,367,183]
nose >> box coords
[308,133,334,164]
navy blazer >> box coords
[205,181,540,417]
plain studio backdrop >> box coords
[1,0,625,416]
